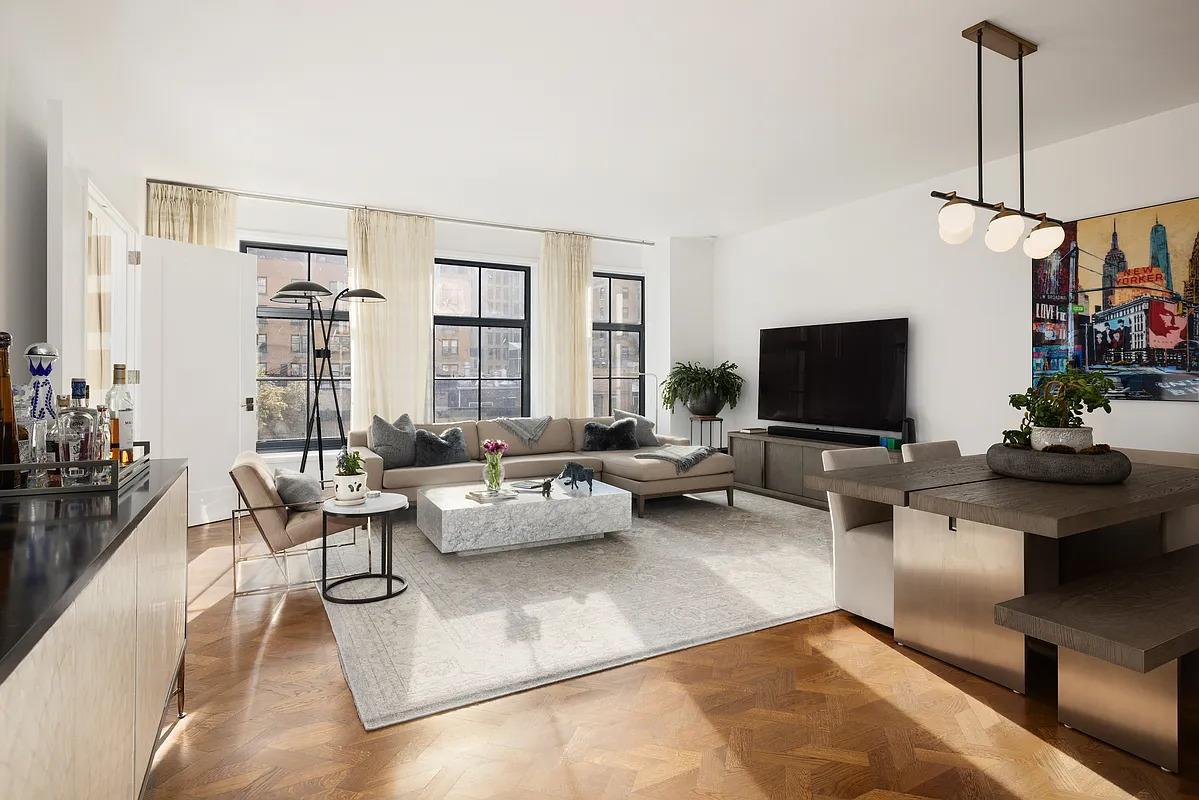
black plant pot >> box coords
[685,390,726,417]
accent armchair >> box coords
[229,451,360,596]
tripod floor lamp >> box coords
[271,282,386,481]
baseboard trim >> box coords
[733,483,828,510]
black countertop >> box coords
[0,459,187,683]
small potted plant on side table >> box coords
[333,449,368,505]
[481,438,509,494]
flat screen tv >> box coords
[758,318,908,432]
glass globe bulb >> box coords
[939,222,973,244]
[937,199,975,236]
[1023,220,1066,259]
[984,209,1026,253]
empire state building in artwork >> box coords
[1102,221,1128,309]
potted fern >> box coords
[661,361,745,417]
[333,448,367,505]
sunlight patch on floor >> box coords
[813,629,1139,800]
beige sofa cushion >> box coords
[597,448,735,481]
[569,416,615,452]
[417,421,479,460]
[476,418,573,456]
[501,453,604,479]
[383,462,481,489]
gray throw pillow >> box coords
[370,413,416,469]
[582,418,639,451]
[614,408,658,447]
[414,427,469,466]
[273,468,322,511]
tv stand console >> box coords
[728,431,899,510]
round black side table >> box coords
[321,494,409,604]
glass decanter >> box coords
[58,378,100,487]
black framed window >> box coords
[243,241,351,452]
[591,273,645,415]
[433,259,530,421]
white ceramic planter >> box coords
[1030,426,1093,452]
[333,471,368,503]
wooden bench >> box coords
[995,545,1199,772]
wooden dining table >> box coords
[806,454,1199,693]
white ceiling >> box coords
[7,0,1199,238]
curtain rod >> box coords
[146,178,656,247]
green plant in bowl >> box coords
[660,361,745,417]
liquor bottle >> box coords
[58,378,100,487]
[105,364,135,464]
[0,333,19,490]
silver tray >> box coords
[0,441,153,497]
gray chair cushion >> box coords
[273,468,322,511]
[613,408,658,447]
[414,426,469,466]
[370,413,417,469]
[582,418,639,451]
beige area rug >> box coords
[310,490,834,730]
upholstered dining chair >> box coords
[900,439,961,463]
[822,446,895,628]
[229,451,360,596]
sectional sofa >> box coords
[348,416,735,516]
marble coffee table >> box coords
[416,480,632,555]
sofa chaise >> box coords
[348,416,735,516]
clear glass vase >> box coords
[483,455,504,493]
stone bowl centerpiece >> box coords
[986,442,1132,485]
[992,366,1129,484]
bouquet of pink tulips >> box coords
[481,439,509,492]
[482,439,509,457]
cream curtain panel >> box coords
[145,183,237,249]
[534,232,593,417]
[84,210,112,395]
[349,209,434,428]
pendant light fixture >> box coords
[931,21,1064,257]
[937,192,976,242]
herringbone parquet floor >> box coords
[143,517,1199,800]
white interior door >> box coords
[140,237,257,525]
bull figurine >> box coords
[558,461,594,494]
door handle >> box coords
[243,397,255,411]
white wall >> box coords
[0,58,49,349]
[713,101,1199,454]
[665,237,715,437]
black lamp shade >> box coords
[341,288,386,303]
[278,280,332,297]
[270,291,314,305]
